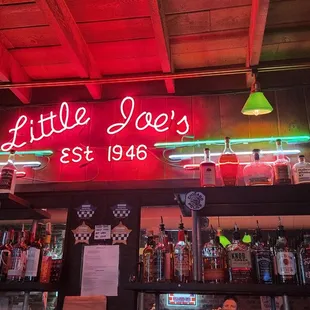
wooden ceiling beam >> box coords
[246,0,270,86]
[148,0,175,93]
[36,0,102,99]
[0,42,31,104]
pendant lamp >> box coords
[241,73,273,116]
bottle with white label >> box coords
[226,224,253,283]
[273,139,292,185]
[25,221,42,282]
[0,150,17,194]
[293,155,310,184]
[200,148,216,187]
[275,218,298,284]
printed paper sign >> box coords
[94,225,111,240]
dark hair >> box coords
[223,296,238,304]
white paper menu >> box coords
[81,245,119,297]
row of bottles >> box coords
[142,217,310,285]
[0,222,63,283]
[200,138,310,187]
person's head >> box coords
[222,296,238,310]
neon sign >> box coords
[1,97,190,164]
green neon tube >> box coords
[154,136,310,149]
[0,150,53,157]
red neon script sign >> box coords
[1,102,90,151]
[1,97,190,164]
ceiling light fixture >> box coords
[241,70,273,116]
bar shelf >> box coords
[0,193,50,220]
[124,282,310,297]
[0,282,60,292]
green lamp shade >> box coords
[242,234,252,244]
[219,236,231,248]
[242,92,273,116]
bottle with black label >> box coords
[273,139,292,185]
[299,233,310,285]
[252,221,273,284]
[226,224,253,283]
[275,218,298,284]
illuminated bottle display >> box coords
[142,231,155,283]
[174,217,190,283]
[293,155,310,184]
[200,148,216,187]
[202,226,226,283]
[275,218,298,284]
[299,233,310,285]
[0,150,17,194]
[154,217,166,282]
[243,149,273,186]
[252,221,273,284]
[219,137,239,186]
[273,139,292,185]
[226,224,253,283]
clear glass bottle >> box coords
[7,231,27,282]
[226,224,253,283]
[293,155,310,184]
[174,217,190,283]
[202,226,226,283]
[252,221,273,284]
[243,149,273,186]
[200,148,216,187]
[273,139,292,185]
[25,221,42,282]
[0,229,11,282]
[0,150,17,194]
[299,233,310,285]
[274,218,298,284]
[219,137,239,186]
[154,217,166,282]
[142,230,155,283]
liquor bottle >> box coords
[243,149,273,186]
[7,231,27,282]
[298,233,310,285]
[164,237,174,282]
[174,216,190,283]
[184,229,192,281]
[25,221,42,282]
[0,150,17,194]
[293,155,310,184]
[200,148,216,187]
[274,218,298,284]
[218,137,239,186]
[252,221,273,284]
[142,230,155,283]
[273,139,292,185]
[0,229,11,282]
[154,217,166,282]
[226,224,253,283]
[40,224,53,283]
[202,226,226,283]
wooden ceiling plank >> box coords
[148,0,175,93]
[36,0,103,99]
[246,0,270,86]
[0,41,31,103]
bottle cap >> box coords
[232,223,241,240]
[159,216,165,232]
[276,139,282,145]
[178,215,184,230]
[299,155,305,159]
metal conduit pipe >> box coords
[0,63,309,89]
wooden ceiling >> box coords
[0,0,310,105]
